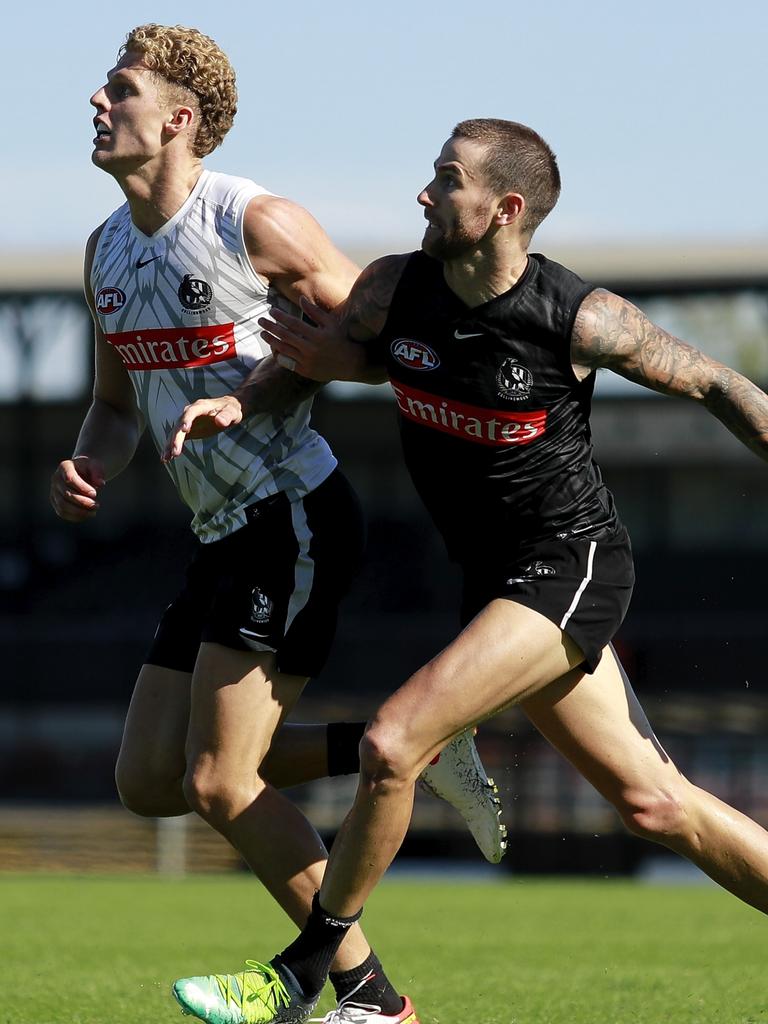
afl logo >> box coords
[497,357,533,402]
[178,275,213,312]
[96,287,126,315]
[391,338,440,371]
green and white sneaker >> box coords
[173,959,317,1024]
[419,728,507,864]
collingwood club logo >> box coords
[178,274,213,313]
[497,358,533,401]
[506,561,556,585]
[249,587,273,627]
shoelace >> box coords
[309,973,383,1024]
[214,960,291,1015]
[310,1000,383,1024]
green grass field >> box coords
[1,873,766,1024]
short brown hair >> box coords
[452,119,561,239]
[120,24,237,158]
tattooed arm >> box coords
[162,197,361,461]
[161,359,325,463]
[258,254,409,384]
[161,255,408,461]
[162,256,407,461]
[571,288,768,461]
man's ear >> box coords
[496,191,525,227]
[165,105,195,140]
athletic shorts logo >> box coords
[391,338,440,371]
[497,358,533,402]
[239,587,276,652]
[96,287,126,315]
[249,587,273,627]
[506,562,556,585]
[178,274,213,312]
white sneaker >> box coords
[310,995,418,1024]
[311,974,419,1024]
[418,729,507,863]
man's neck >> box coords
[115,159,204,237]
[443,246,530,309]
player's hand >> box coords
[258,298,354,382]
[162,395,243,462]
[50,456,105,522]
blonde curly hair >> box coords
[119,24,237,158]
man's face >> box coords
[418,137,499,261]
[90,51,173,175]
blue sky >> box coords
[4,0,767,254]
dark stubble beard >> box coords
[421,214,490,262]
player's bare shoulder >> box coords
[343,254,410,341]
[243,195,337,271]
[244,194,311,246]
[243,193,359,307]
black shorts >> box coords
[459,525,634,673]
[146,470,365,678]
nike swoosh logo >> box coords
[454,330,483,340]
[135,254,162,268]
[566,523,596,535]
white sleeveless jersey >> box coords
[91,170,336,542]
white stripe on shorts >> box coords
[559,540,597,630]
[286,497,315,633]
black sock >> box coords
[330,951,403,1015]
[277,892,363,998]
[327,722,366,776]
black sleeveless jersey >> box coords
[373,251,623,561]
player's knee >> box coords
[359,722,418,792]
[182,761,262,825]
[616,784,690,844]
[182,766,222,820]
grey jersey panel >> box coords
[91,170,336,541]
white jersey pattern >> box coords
[91,170,336,542]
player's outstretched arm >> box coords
[244,194,361,311]
[258,255,409,384]
[241,195,393,390]
[51,227,144,521]
[163,196,359,461]
[257,297,383,383]
[572,288,768,461]
[163,210,405,461]
[161,365,325,462]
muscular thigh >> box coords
[520,644,680,803]
[185,643,309,776]
[369,598,585,771]
[117,663,192,783]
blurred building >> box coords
[1,242,767,873]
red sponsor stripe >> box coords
[390,378,546,447]
[104,323,236,371]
